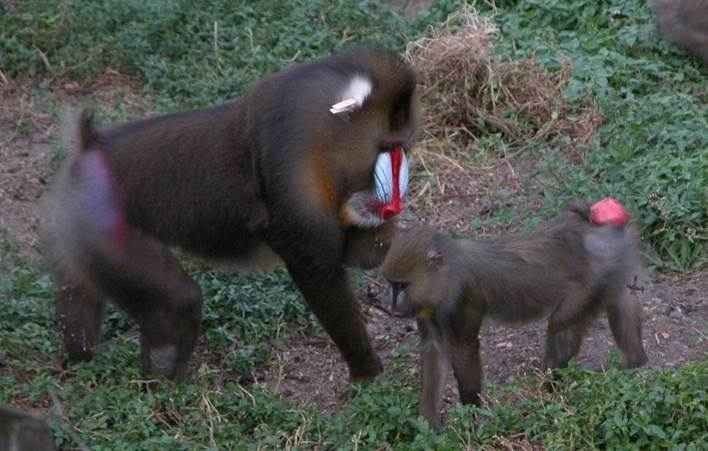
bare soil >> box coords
[0,82,55,256]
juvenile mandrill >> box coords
[382,199,648,428]
[42,47,416,382]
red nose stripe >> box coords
[381,146,404,219]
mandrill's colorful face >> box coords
[329,69,415,230]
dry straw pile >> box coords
[405,6,602,158]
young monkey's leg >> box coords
[417,318,447,430]
[446,312,483,407]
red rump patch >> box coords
[380,146,405,220]
[590,197,631,226]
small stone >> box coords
[669,306,684,320]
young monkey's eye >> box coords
[387,280,411,314]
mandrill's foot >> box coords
[348,354,383,383]
[140,340,194,381]
[62,347,97,366]
[622,352,648,369]
[142,344,179,379]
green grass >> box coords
[0,0,457,110]
[1,0,707,448]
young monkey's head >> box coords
[381,226,452,319]
[343,219,398,270]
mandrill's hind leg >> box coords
[606,291,648,369]
[90,231,203,380]
[543,319,590,371]
[544,292,602,371]
[55,271,105,364]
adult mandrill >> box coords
[382,199,648,428]
[42,48,417,382]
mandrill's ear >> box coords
[425,246,443,269]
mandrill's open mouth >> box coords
[373,146,409,220]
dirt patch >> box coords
[0,82,56,257]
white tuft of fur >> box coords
[329,75,372,114]
[342,75,373,104]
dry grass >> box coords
[405,6,603,162]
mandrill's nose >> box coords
[381,203,403,220]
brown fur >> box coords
[651,0,708,65]
[382,203,648,428]
[42,48,417,381]
[343,219,398,270]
